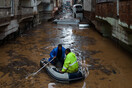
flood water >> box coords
[0,22,132,88]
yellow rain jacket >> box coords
[62,52,78,73]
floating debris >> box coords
[48,83,56,88]
[79,23,89,29]
[82,82,86,88]
[54,18,80,25]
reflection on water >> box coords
[60,26,75,48]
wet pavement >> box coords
[0,21,132,88]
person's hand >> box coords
[53,56,56,59]
[59,70,63,73]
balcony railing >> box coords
[0,6,11,18]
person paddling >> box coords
[48,44,65,67]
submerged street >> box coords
[0,0,132,88]
[0,21,132,88]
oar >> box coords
[26,58,54,79]
[33,59,54,76]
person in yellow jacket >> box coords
[61,48,79,73]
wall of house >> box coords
[0,0,59,44]
[0,0,37,44]
[20,0,31,6]
[83,0,92,11]
[86,0,132,52]
[83,0,96,20]
[119,0,132,29]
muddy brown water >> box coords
[0,22,132,88]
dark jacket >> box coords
[48,46,65,64]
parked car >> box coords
[73,4,83,21]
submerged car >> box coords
[73,4,83,21]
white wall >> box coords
[83,0,92,11]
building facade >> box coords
[0,0,59,44]
[83,0,132,52]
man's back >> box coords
[62,52,78,73]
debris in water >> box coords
[100,67,112,75]
[79,23,89,29]
[112,69,116,74]
[82,82,86,88]
[99,77,106,80]
[48,83,56,88]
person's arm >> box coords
[61,47,66,59]
[61,57,70,72]
[50,49,55,59]
[63,48,66,58]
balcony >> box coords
[0,6,11,18]
[18,6,34,22]
[18,0,34,22]
[0,6,11,26]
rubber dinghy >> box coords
[40,58,85,83]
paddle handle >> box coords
[33,58,54,75]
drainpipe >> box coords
[117,0,119,16]
[11,0,14,16]
[128,0,130,29]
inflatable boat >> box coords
[40,58,85,83]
